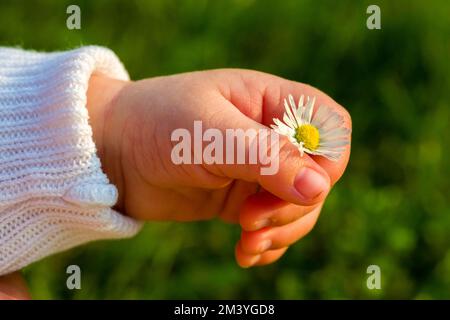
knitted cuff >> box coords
[0,46,142,276]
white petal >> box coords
[298,95,305,108]
[295,95,305,120]
[323,154,341,161]
[313,149,342,161]
[289,94,297,112]
[322,111,344,126]
[316,147,346,154]
[272,94,348,163]
[281,104,296,127]
[302,144,346,161]
[319,140,349,148]
[272,121,295,136]
[317,113,344,131]
[273,117,292,130]
[320,134,350,143]
[296,105,305,123]
[271,125,289,135]
[283,113,296,128]
[305,97,315,123]
[293,107,304,126]
[320,127,351,139]
[284,99,298,126]
[311,105,329,126]
[303,148,319,155]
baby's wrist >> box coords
[86,74,130,210]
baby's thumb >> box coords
[207,105,330,206]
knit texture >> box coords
[0,46,142,276]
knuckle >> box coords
[241,231,265,253]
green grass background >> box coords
[1,0,449,299]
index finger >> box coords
[262,76,351,185]
[219,69,352,185]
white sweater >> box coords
[0,46,142,276]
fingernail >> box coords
[253,219,270,230]
[259,239,272,252]
[294,167,329,201]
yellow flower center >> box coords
[294,124,320,150]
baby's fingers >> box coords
[239,190,321,231]
[215,69,352,186]
[239,205,321,256]
[235,242,288,268]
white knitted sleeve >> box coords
[0,46,142,276]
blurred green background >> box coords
[1,0,449,299]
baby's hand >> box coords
[87,69,351,268]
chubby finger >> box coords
[213,69,352,186]
[199,92,331,207]
[239,205,321,255]
[235,241,288,268]
[240,190,320,231]
[260,77,352,186]
[219,180,260,223]
[254,247,289,266]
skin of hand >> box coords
[87,69,351,267]
[0,273,30,300]
[0,69,351,299]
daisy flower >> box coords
[270,94,350,161]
